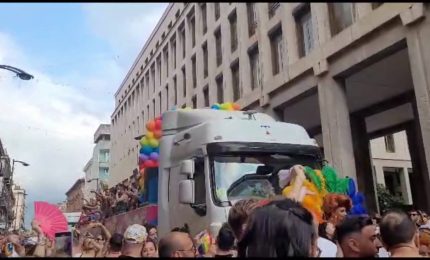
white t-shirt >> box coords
[317,237,337,257]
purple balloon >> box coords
[139,154,149,162]
[149,152,159,161]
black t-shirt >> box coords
[118,255,135,258]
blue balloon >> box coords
[153,147,160,154]
[211,104,220,110]
[142,146,153,155]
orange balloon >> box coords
[146,120,156,132]
[232,103,241,111]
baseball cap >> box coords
[123,224,147,244]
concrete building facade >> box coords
[11,185,26,231]
[0,139,15,230]
[110,3,430,212]
[84,124,111,199]
[65,178,85,213]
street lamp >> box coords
[11,159,30,177]
[0,65,34,80]
[87,178,100,192]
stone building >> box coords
[109,3,430,212]
[65,178,85,213]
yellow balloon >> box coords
[148,138,159,148]
[146,131,154,139]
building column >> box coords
[406,120,430,211]
[318,75,357,181]
[405,16,430,210]
[350,115,378,213]
[400,167,413,205]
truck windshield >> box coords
[210,152,321,204]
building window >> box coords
[200,3,207,34]
[203,86,209,107]
[268,2,280,18]
[192,95,197,109]
[215,28,222,67]
[165,84,169,111]
[202,42,208,78]
[384,134,396,153]
[270,26,284,75]
[171,36,177,69]
[188,13,196,48]
[157,55,162,86]
[99,167,109,179]
[231,62,240,101]
[214,3,220,21]
[152,99,155,118]
[249,46,261,91]
[99,149,110,163]
[179,23,186,59]
[328,3,356,36]
[146,73,150,97]
[216,74,224,103]
[158,92,162,114]
[247,3,258,36]
[163,47,169,77]
[192,55,197,89]
[182,66,186,97]
[151,64,156,93]
[229,11,238,53]
[173,76,178,105]
[295,4,314,58]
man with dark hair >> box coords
[336,216,378,257]
[158,231,196,258]
[105,233,123,257]
[215,223,235,257]
[380,210,420,257]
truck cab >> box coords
[157,109,322,238]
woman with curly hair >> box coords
[322,193,352,226]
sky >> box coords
[0,3,168,228]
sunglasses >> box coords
[410,213,418,216]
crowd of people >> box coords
[81,181,141,222]
[4,164,430,258]
[2,198,430,257]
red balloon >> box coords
[155,116,162,121]
[153,161,159,167]
[154,130,162,139]
[143,160,152,168]
[146,120,156,132]
[232,103,241,111]
[155,119,162,130]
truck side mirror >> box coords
[179,180,195,204]
[180,160,195,178]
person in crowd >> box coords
[214,223,236,257]
[93,189,112,218]
[141,238,158,257]
[115,185,129,214]
[409,209,421,228]
[171,223,190,234]
[105,233,123,257]
[317,222,338,257]
[336,216,379,257]
[158,231,197,257]
[120,224,147,257]
[76,221,111,257]
[318,221,336,242]
[322,193,352,227]
[145,224,158,243]
[380,210,421,257]
[237,198,319,257]
[127,182,140,210]
[227,198,260,241]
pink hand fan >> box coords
[34,201,68,240]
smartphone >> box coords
[55,231,72,257]
[5,242,13,256]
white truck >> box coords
[154,108,322,238]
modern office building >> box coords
[109,3,430,212]
[84,124,111,199]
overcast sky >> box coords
[0,3,168,228]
